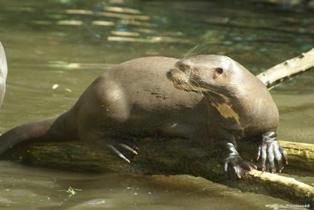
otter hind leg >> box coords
[77,79,139,163]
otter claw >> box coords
[257,131,288,172]
[108,145,131,163]
[225,143,256,179]
[108,143,138,163]
[119,143,138,155]
[224,156,256,179]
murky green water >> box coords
[0,161,301,210]
[0,0,313,209]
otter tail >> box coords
[0,112,77,155]
[0,42,8,106]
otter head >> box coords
[168,55,256,127]
[168,54,279,132]
[168,55,246,98]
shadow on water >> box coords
[0,0,313,209]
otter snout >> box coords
[175,61,191,72]
[167,68,189,85]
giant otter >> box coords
[0,42,8,107]
[0,55,286,178]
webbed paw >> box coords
[257,131,288,172]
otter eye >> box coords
[215,67,224,74]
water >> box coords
[0,161,297,210]
[0,0,313,209]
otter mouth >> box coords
[167,66,232,105]
[167,66,234,108]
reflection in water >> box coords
[111,30,139,36]
[0,162,297,210]
[105,6,141,14]
[107,35,190,43]
[0,0,314,209]
[92,20,114,26]
[57,20,83,26]
[65,9,151,20]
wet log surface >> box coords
[2,138,314,207]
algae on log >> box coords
[280,141,314,173]
[2,138,314,207]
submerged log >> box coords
[2,138,314,207]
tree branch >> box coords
[256,48,314,89]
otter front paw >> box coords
[224,143,256,179]
[224,155,256,179]
[257,131,288,172]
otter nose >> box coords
[175,61,190,72]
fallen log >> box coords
[280,141,314,172]
[2,138,314,207]
[5,139,314,173]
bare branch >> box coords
[257,48,314,88]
